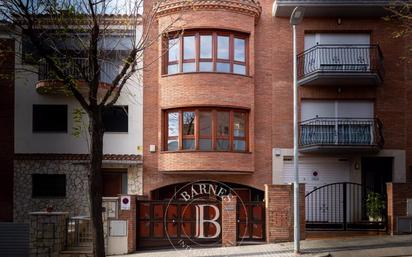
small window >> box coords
[32,174,66,198]
[103,106,128,132]
[32,104,68,132]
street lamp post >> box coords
[290,6,305,254]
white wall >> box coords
[14,28,143,155]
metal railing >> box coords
[297,44,384,81]
[300,117,384,147]
[65,216,93,250]
[38,58,118,84]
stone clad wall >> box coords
[14,159,143,222]
[29,212,68,257]
[14,160,90,222]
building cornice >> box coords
[156,0,262,24]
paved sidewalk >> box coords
[118,235,412,257]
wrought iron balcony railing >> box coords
[38,58,118,85]
[300,117,384,149]
[297,44,384,86]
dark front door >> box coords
[102,170,127,197]
[361,157,393,195]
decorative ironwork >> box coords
[297,44,384,81]
[305,182,387,231]
[300,117,384,148]
[38,58,118,84]
[65,216,93,250]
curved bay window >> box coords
[164,30,248,75]
[165,108,249,152]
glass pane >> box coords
[216,62,230,73]
[199,62,213,72]
[168,112,179,137]
[200,35,212,58]
[183,36,195,60]
[168,139,178,151]
[234,64,246,75]
[216,139,229,151]
[168,38,179,62]
[183,62,196,72]
[217,36,229,59]
[168,64,179,74]
[234,38,245,62]
[199,111,211,136]
[217,112,229,136]
[199,139,212,151]
[234,112,246,137]
[183,111,195,135]
[183,139,195,150]
[233,139,246,151]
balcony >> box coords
[36,58,117,95]
[297,44,384,86]
[272,0,390,18]
[299,117,384,153]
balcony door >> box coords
[304,33,371,74]
[301,100,374,145]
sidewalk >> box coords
[119,234,412,257]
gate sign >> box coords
[120,196,131,210]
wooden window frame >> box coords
[164,30,249,75]
[164,108,249,152]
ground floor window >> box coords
[32,174,66,198]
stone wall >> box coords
[14,160,90,223]
[29,212,68,257]
[14,159,143,222]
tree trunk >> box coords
[88,108,106,257]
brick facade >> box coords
[386,183,412,235]
[264,184,305,242]
[222,196,237,247]
[118,195,137,253]
[0,38,14,221]
[141,0,411,246]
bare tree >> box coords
[0,0,183,256]
[385,0,412,62]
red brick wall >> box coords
[0,38,14,221]
[118,195,137,253]
[264,184,305,243]
[143,0,268,194]
[222,196,237,247]
[386,183,412,235]
[144,0,412,194]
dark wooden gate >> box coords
[236,201,265,242]
[137,200,221,249]
[305,182,387,231]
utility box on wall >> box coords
[107,220,128,255]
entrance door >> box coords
[362,157,393,195]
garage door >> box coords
[282,157,350,193]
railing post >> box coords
[343,183,347,230]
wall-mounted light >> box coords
[337,18,342,25]
[355,162,360,170]
[149,144,156,153]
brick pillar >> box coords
[118,195,137,253]
[222,195,237,247]
[265,184,305,243]
[386,183,412,235]
[29,212,68,257]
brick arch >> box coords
[150,180,264,201]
